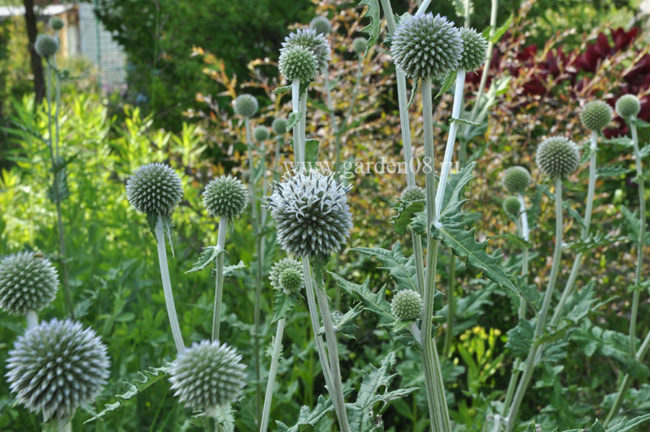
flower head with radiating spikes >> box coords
[126,163,183,216]
[202,176,248,219]
[536,136,580,178]
[269,257,303,292]
[281,28,330,73]
[0,251,59,315]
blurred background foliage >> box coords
[0,0,649,431]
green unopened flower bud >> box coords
[254,126,270,142]
[310,16,332,35]
[202,175,248,219]
[391,290,423,321]
[400,185,425,202]
[615,94,641,119]
[49,17,64,31]
[580,100,613,131]
[503,196,521,217]
[502,166,531,194]
[279,45,318,82]
[352,37,367,56]
[279,267,303,292]
[126,163,183,216]
[0,251,58,315]
[35,34,59,57]
[269,258,303,291]
[281,28,330,74]
[234,94,258,118]
[536,136,580,178]
[272,118,287,135]
[459,27,487,71]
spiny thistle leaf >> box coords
[330,272,395,326]
[391,200,423,235]
[605,414,650,432]
[353,243,419,293]
[185,246,225,273]
[275,394,334,431]
[358,0,381,52]
[272,289,300,324]
[505,320,534,358]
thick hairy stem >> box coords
[505,178,563,432]
[259,317,286,432]
[299,90,308,167]
[291,79,302,165]
[154,217,185,354]
[629,121,645,353]
[211,217,228,341]
[26,310,38,329]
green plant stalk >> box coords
[505,177,564,432]
[442,254,456,357]
[421,78,451,432]
[273,136,284,180]
[45,59,74,319]
[154,216,185,354]
[291,79,302,165]
[211,217,228,341]
[26,310,38,329]
[259,317,285,432]
[299,90,308,169]
[58,420,72,432]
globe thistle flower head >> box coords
[535,136,580,178]
[281,28,331,73]
[269,257,303,291]
[459,27,487,71]
[400,185,425,202]
[268,170,353,258]
[35,34,59,57]
[352,37,367,56]
[615,94,641,119]
[169,340,246,410]
[6,319,110,422]
[49,17,64,31]
[503,196,521,218]
[279,268,303,292]
[502,166,531,194]
[126,162,183,216]
[272,118,287,135]
[203,176,248,219]
[279,45,318,82]
[310,16,332,35]
[390,13,462,80]
[580,100,613,131]
[254,126,270,142]
[233,94,258,118]
[391,290,423,321]
[0,251,59,315]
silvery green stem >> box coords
[211,217,228,342]
[26,310,38,329]
[442,254,456,357]
[299,90,308,168]
[259,317,285,432]
[154,216,185,354]
[291,79,302,165]
[505,178,564,432]
[58,420,72,432]
[273,136,283,180]
[518,194,530,242]
[416,0,432,14]
[54,57,61,159]
[490,415,503,432]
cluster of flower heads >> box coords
[279,28,331,82]
[0,251,59,315]
[269,257,304,292]
[268,170,352,258]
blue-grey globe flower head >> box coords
[272,118,287,135]
[234,94,259,118]
[310,16,332,35]
[580,100,613,131]
[6,319,110,422]
[352,37,367,56]
[535,136,580,178]
[503,196,521,218]
[281,28,331,74]
[390,13,462,80]
[203,175,248,219]
[49,17,64,31]
[400,185,425,202]
[126,162,183,216]
[269,258,304,292]
[254,125,270,142]
[615,94,641,119]
[0,251,59,315]
[459,27,487,71]
[169,340,246,411]
[268,170,353,258]
[35,34,59,58]
[502,166,532,194]
[391,290,423,321]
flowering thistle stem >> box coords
[26,310,38,329]
[291,79,303,165]
[211,217,228,342]
[505,177,564,432]
[299,91,308,168]
[154,216,185,354]
[259,317,285,432]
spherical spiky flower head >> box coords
[234,94,258,118]
[502,166,531,194]
[279,45,318,82]
[269,258,303,291]
[616,94,641,119]
[169,340,246,410]
[580,100,613,131]
[536,136,580,178]
[272,118,287,135]
[49,17,64,31]
[35,34,59,58]
[391,290,423,321]
[126,163,183,216]
[203,176,248,219]
[390,13,462,80]
[400,185,425,202]
[6,319,110,422]
[254,126,270,142]
[503,196,521,218]
[0,252,59,315]
[268,170,353,258]
[310,16,332,35]
[281,28,331,73]
[459,27,487,71]
[279,268,303,292]
[352,37,367,56]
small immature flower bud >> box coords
[126,163,183,216]
[269,258,303,291]
[279,45,318,82]
[279,268,303,292]
[234,94,258,118]
[281,28,331,73]
[202,175,248,219]
[615,94,641,119]
[169,340,246,410]
[310,16,332,35]
[49,17,64,31]
[536,136,580,178]
[458,27,487,71]
[254,125,270,142]
[272,118,287,135]
[502,166,531,194]
[0,251,58,315]
[400,185,425,202]
[35,34,59,57]
[352,37,367,56]
[391,290,423,321]
[503,196,521,217]
[580,100,613,131]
